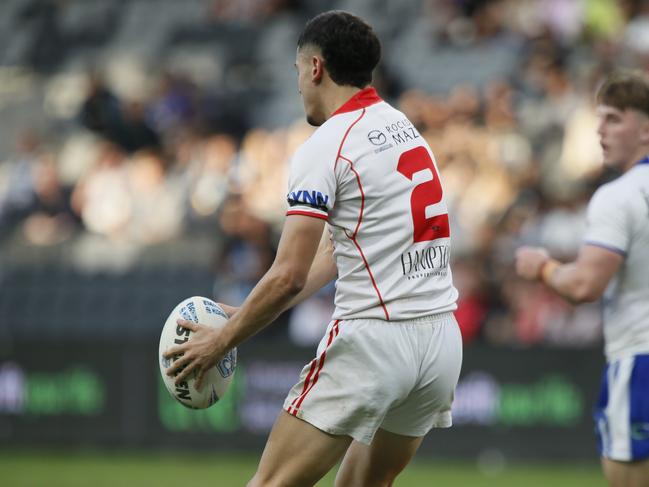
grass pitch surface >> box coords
[2,451,606,486]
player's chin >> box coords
[600,150,615,165]
[306,114,324,127]
[602,156,621,170]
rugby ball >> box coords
[158,296,237,409]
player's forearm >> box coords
[282,248,337,313]
[542,260,601,304]
[220,265,305,349]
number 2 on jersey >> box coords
[397,146,450,242]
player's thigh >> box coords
[334,428,423,487]
[249,410,352,487]
[602,457,649,487]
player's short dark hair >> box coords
[297,10,381,89]
[597,71,649,117]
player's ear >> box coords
[311,55,324,84]
[639,114,649,145]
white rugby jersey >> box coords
[583,160,649,360]
[286,88,458,321]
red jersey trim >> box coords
[338,155,364,238]
[286,210,328,221]
[331,87,382,116]
[334,109,366,171]
[348,234,390,320]
[336,154,390,321]
[330,106,389,320]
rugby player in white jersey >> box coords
[516,71,649,487]
[164,10,462,487]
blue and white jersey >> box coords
[584,161,649,361]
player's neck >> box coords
[322,84,364,120]
[624,147,649,172]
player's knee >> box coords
[247,472,291,487]
[246,474,270,487]
[337,468,401,487]
[372,470,401,487]
[246,476,270,487]
[341,476,397,487]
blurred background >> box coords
[0,0,645,485]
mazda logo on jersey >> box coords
[287,190,330,211]
[367,130,387,146]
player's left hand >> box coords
[217,303,239,318]
[162,319,226,391]
[515,246,550,280]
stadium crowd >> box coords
[1,0,648,346]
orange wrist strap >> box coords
[540,259,560,284]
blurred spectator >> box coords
[622,0,649,61]
[70,142,131,240]
[128,150,184,244]
[18,0,65,72]
[0,132,41,236]
[212,193,275,306]
[210,0,299,23]
[188,134,238,219]
[22,153,78,246]
[237,127,294,227]
[80,73,161,154]
[118,101,161,154]
[453,259,489,344]
[148,72,197,136]
[79,73,122,142]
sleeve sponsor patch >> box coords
[287,190,330,213]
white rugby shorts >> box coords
[283,312,463,445]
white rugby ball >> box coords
[158,296,237,409]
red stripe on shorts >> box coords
[287,358,317,415]
[290,320,340,416]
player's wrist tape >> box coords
[539,259,560,284]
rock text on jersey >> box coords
[386,118,420,145]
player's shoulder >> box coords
[321,109,372,140]
[590,170,640,212]
[593,172,631,197]
[293,109,376,162]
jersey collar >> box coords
[331,87,382,116]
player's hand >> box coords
[217,303,239,318]
[162,319,226,391]
[515,246,550,280]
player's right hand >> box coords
[164,318,227,390]
[515,246,550,280]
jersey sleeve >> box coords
[286,140,336,221]
[583,184,629,256]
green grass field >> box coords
[2,451,606,487]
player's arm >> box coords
[164,214,325,386]
[515,244,623,303]
[282,226,336,311]
[218,214,326,344]
[218,227,336,317]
